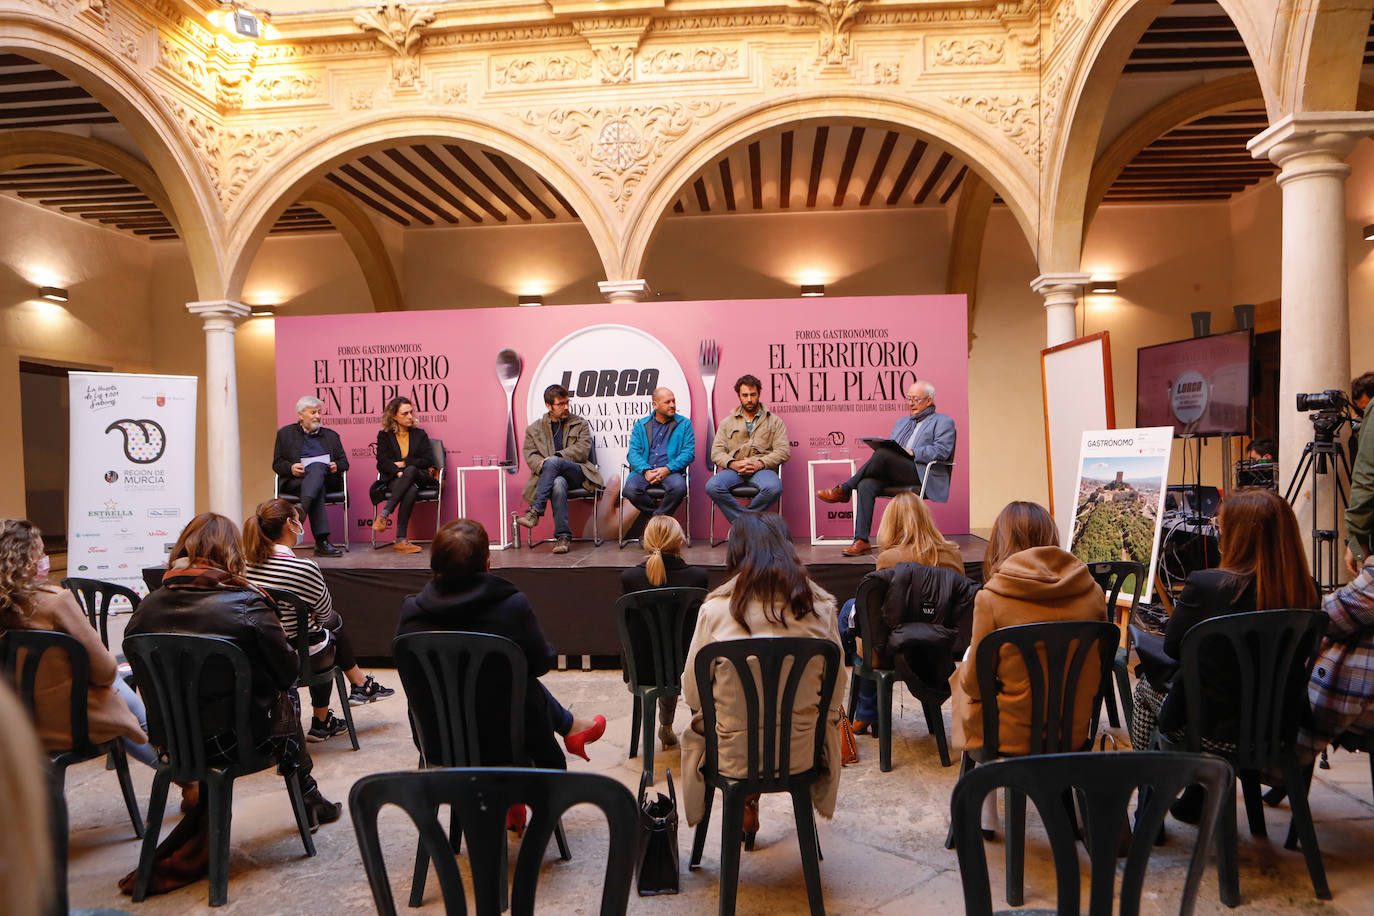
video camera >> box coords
[1297,388,1359,443]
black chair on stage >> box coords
[615,586,706,775]
[876,458,956,503]
[1,629,145,916]
[392,631,573,910]
[518,437,603,549]
[708,465,784,547]
[945,619,1119,908]
[1157,609,1330,905]
[619,464,691,548]
[951,751,1232,916]
[61,576,142,649]
[689,637,841,916]
[350,768,637,916]
[1084,560,1145,729]
[263,587,358,750]
[369,437,446,548]
[123,633,317,907]
[276,470,350,552]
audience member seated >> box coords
[124,513,341,895]
[949,501,1105,833]
[395,519,605,766]
[0,679,52,916]
[243,499,394,742]
[620,515,709,750]
[1300,554,1374,763]
[370,396,434,555]
[680,514,846,843]
[0,518,154,768]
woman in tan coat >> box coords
[680,514,846,847]
[0,519,150,764]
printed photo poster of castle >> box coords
[1068,427,1174,601]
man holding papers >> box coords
[816,380,955,556]
[273,396,350,557]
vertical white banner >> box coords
[67,373,198,599]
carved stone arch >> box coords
[295,181,405,313]
[618,92,1040,284]
[0,15,226,299]
[223,111,620,301]
[0,129,179,224]
[1271,0,1374,114]
[945,170,997,347]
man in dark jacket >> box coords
[272,396,349,557]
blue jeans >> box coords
[540,681,573,735]
[837,600,880,724]
[114,676,158,767]
[623,470,687,516]
[530,457,585,539]
[705,467,782,523]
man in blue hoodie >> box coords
[623,387,695,520]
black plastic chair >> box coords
[1084,560,1145,729]
[1,629,145,916]
[951,751,1232,916]
[1159,609,1330,905]
[392,631,572,909]
[350,767,637,916]
[276,470,350,551]
[618,464,691,548]
[876,458,957,502]
[946,620,1119,907]
[846,573,957,770]
[61,576,141,649]
[615,586,706,774]
[707,465,784,547]
[264,587,358,750]
[123,633,317,906]
[689,637,841,916]
[371,437,446,548]
[519,437,603,549]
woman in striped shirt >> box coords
[244,499,394,742]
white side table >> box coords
[807,458,856,546]
[454,465,511,550]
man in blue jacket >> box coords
[624,387,695,521]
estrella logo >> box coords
[105,419,167,464]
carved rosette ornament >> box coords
[802,0,865,67]
[521,100,728,210]
[354,2,436,88]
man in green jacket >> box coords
[515,384,603,554]
[1345,372,1374,576]
[705,374,790,523]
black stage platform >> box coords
[312,535,988,663]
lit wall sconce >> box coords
[517,294,543,307]
[249,304,276,317]
[1364,224,1374,241]
[1087,278,1117,294]
[800,284,825,297]
[38,286,68,302]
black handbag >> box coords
[635,769,680,896]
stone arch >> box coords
[0,15,225,298]
[295,181,405,312]
[1272,0,1374,113]
[223,111,620,301]
[619,92,1040,284]
[0,129,179,223]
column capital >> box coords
[1248,112,1374,167]
[1029,273,1091,299]
[187,300,250,326]
[598,279,652,303]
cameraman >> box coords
[1346,372,1374,576]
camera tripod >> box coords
[1284,435,1352,592]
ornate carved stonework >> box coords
[595,45,635,84]
[157,37,212,96]
[640,47,739,75]
[1051,0,1081,51]
[441,84,468,105]
[1038,70,1067,161]
[944,93,1039,160]
[115,27,140,64]
[647,13,789,33]
[494,53,593,86]
[353,2,436,88]
[803,0,864,67]
[521,100,728,210]
[870,60,901,85]
[253,74,322,103]
[772,63,799,88]
[348,89,375,110]
[1012,28,1041,71]
[162,96,222,197]
[932,37,1005,67]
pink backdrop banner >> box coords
[273,295,969,542]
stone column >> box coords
[1030,273,1091,348]
[1249,113,1374,579]
[598,279,652,303]
[187,300,250,519]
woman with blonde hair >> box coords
[875,491,965,574]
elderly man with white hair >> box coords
[816,379,956,556]
[272,396,350,557]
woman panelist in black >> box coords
[371,396,434,554]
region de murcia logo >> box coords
[105,418,166,464]
[828,431,846,446]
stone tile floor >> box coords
[61,659,1374,914]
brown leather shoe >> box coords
[841,539,872,557]
[816,486,847,503]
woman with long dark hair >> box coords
[679,514,845,848]
[372,396,434,554]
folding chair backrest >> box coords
[616,586,706,693]
[61,577,141,648]
[0,628,92,748]
[1085,562,1145,620]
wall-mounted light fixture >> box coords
[38,286,68,302]
[1233,303,1255,331]
[800,284,825,297]
[1364,224,1374,241]
[1087,278,1117,294]
[517,294,543,307]
[249,304,276,317]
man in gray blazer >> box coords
[817,380,956,556]
[514,384,604,553]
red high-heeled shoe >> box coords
[507,805,526,838]
[563,714,606,761]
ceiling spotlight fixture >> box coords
[232,9,260,37]
[800,284,825,297]
[517,294,543,307]
[38,286,68,302]
[1088,279,1117,294]
[249,304,276,317]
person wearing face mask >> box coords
[371,396,435,555]
[0,518,154,768]
[272,396,350,558]
[243,499,394,742]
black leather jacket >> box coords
[865,562,977,693]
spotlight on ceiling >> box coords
[517,294,543,307]
[231,8,261,38]
[1088,279,1118,294]
[38,286,68,302]
[800,284,825,297]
